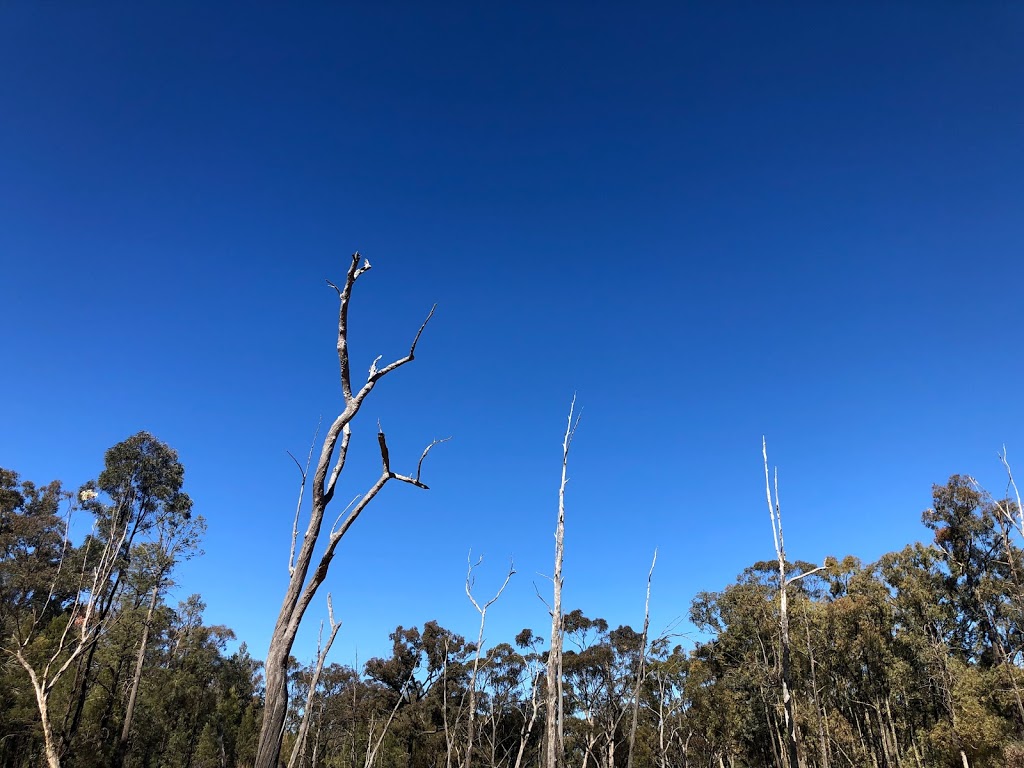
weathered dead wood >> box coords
[545,396,581,768]
[288,595,342,768]
[763,438,826,768]
[255,253,444,768]
[464,554,516,768]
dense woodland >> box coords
[4,432,1024,768]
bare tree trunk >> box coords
[512,671,543,768]
[762,440,825,768]
[803,608,829,768]
[764,439,801,768]
[364,666,417,768]
[23,665,61,768]
[546,397,579,768]
[464,555,515,768]
[288,597,341,768]
[255,253,441,768]
[115,582,160,766]
[626,551,656,768]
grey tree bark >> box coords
[545,397,579,768]
[464,554,515,768]
[625,550,656,768]
[763,438,825,768]
[255,253,442,768]
[287,595,341,768]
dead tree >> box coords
[287,595,341,768]
[545,397,580,768]
[464,553,515,768]
[255,253,444,768]
[762,438,826,768]
[625,550,657,768]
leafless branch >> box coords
[465,553,516,617]
[327,252,369,404]
[463,554,516,768]
[1000,446,1024,536]
[378,425,391,475]
[418,437,452,484]
[365,666,417,768]
[257,253,442,768]
[763,437,782,561]
[533,581,553,614]
[786,564,828,586]
[324,424,352,504]
[330,495,363,539]
[288,593,342,768]
[353,304,437,405]
[289,418,322,577]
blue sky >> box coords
[2,3,1023,666]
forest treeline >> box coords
[3,433,1024,768]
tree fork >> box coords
[254,253,443,768]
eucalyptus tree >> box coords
[0,469,69,641]
[63,431,194,755]
[0,468,70,766]
[922,475,1021,668]
[0,431,193,768]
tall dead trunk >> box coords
[512,670,543,768]
[763,439,826,768]
[288,596,341,768]
[626,551,656,768]
[254,253,442,768]
[764,439,801,768]
[464,555,515,768]
[546,397,579,768]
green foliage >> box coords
[5,440,1024,768]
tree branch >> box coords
[288,419,322,577]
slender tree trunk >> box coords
[626,552,656,768]
[512,671,542,768]
[464,557,515,768]
[32,679,61,768]
[546,398,578,768]
[114,583,161,767]
[762,697,783,768]
[804,617,829,768]
[288,601,341,768]
[764,441,801,768]
[61,632,101,753]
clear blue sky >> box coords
[2,3,1022,666]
